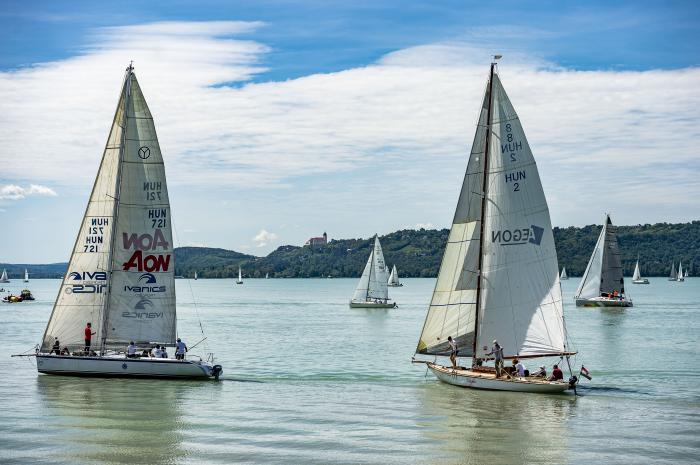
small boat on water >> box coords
[560,267,569,280]
[24,269,29,283]
[631,257,649,284]
[236,266,243,284]
[0,269,9,283]
[575,214,632,307]
[412,59,579,394]
[668,261,676,281]
[350,235,396,308]
[28,64,222,380]
[676,262,685,282]
[387,265,403,287]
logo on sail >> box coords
[122,298,163,319]
[138,273,157,284]
[121,229,171,272]
[138,146,151,159]
[124,274,166,294]
[491,225,544,246]
[69,271,107,281]
[66,270,108,294]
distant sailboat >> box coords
[31,64,222,379]
[0,269,9,283]
[631,257,649,284]
[387,265,403,287]
[412,60,578,393]
[236,266,243,284]
[685,269,689,278]
[676,262,685,282]
[194,271,198,280]
[560,267,568,280]
[575,214,632,307]
[265,272,269,279]
[24,269,29,283]
[350,235,396,308]
[668,261,676,281]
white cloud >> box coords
[253,229,278,247]
[0,184,58,200]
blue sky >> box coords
[1,0,699,263]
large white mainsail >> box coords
[352,235,390,302]
[417,67,568,361]
[575,215,625,300]
[41,67,176,352]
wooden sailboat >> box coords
[236,266,243,284]
[350,235,396,308]
[412,60,578,393]
[676,262,685,282]
[560,267,568,280]
[24,269,29,283]
[387,265,403,287]
[631,257,649,284]
[0,269,9,283]
[33,65,222,379]
[575,215,632,307]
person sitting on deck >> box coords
[126,341,137,358]
[160,346,168,358]
[153,345,162,358]
[515,359,525,377]
[548,364,564,381]
[51,337,60,355]
[531,365,547,378]
[60,347,70,355]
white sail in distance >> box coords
[575,215,625,299]
[632,261,641,281]
[352,236,389,302]
[678,262,684,280]
[388,265,401,286]
[560,267,568,280]
[42,67,176,351]
[0,269,9,283]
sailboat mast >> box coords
[99,63,134,352]
[472,60,496,358]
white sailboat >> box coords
[668,261,676,281]
[34,65,222,379]
[350,235,396,308]
[412,60,578,393]
[194,271,198,280]
[0,269,9,283]
[631,258,649,284]
[387,265,403,287]
[575,214,632,307]
[685,269,689,278]
[24,269,29,283]
[676,262,685,282]
[236,266,243,284]
[560,267,568,280]
[265,272,269,279]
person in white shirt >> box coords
[126,341,137,358]
[447,336,458,368]
[175,338,188,361]
[515,359,525,377]
[153,345,162,358]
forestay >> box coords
[475,73,566,359]
[416,87,489,357]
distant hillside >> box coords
[2,221,698,279]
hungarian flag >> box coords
[579,365,592,380]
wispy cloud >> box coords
[0,184,58,200]
[253,229,278,247]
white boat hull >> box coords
[575,297,633,307]
[36,354,221,379]
[632,279,649,284]
[427,363,570,393]
[349,300,397,308]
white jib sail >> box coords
[633,261,641,281]
[103,71,176,348]
[575,222,606,300]
[475,72,566,359]
[560,267,568,279]
[416,87,489,358]
[41,74,126,352]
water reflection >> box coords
[418,382,575,465]
[36,376,187,465]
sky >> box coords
[0,0,699,263]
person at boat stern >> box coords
[448,336,458,368]
[84,322,95,353]
[549,365,564,381]
[175,338,188,361]
[487,340,504,377]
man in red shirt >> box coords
[549,364,564,381]
[84,322,96,353]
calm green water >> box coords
[1,278,699,464]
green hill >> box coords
[2,221,698,279]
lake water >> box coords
[1,278,698,464]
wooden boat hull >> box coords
[575,297,633,307]
[349,300,397,308]
[427,363,570,393]
[632,279,649,284]
[36,354,221,379]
